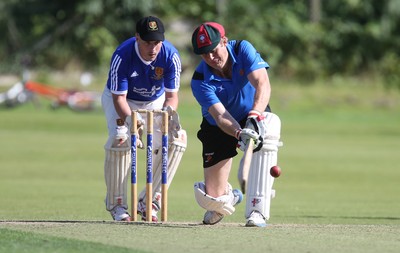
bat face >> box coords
[239,141,254,194]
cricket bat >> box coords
[240,140,253,194]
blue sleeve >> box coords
[161,41,182,92]
[163,52,181,92]
[236,40,269,76]
[107,52,129,94]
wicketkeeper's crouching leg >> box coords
[245,112,282,227]
[104,136,132,221]
[135,107,187,221]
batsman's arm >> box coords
[247,68,271,113]
[208,102,242,138]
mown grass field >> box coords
[1,80,399,253]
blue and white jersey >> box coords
[106,37,181,101]
[191,40,269,126]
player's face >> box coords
[137,36,163,61]
[200,41,229,71]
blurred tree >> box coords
[320,0,400,87]
[0,0,399,87]
[0,0,157,72]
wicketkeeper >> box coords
[190,22,282,227]
[101,16,187,222]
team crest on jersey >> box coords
[148,21,158,31]
[152,67,164,80]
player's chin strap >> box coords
[194,182,235,216]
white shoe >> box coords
[246,211,267,227]
[137,200,160,222]
[203,211,224,225]
[203,189,243,225]
[110,206,131,221]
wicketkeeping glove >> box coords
[162,105,182,138]
[115,119,129,144]
[128,114,145,149]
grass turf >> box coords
[0,83,399,253]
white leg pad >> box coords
[245,112,282,220]
[194,182,236,216]
[138,129,187,202]
[104,138,131,211]
[153,129,187,193]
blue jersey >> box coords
[106,37,181,101]
[191,40,269,126]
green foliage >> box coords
[0,0,399,88]
[218,0,400,84]
[159,0,216,20]
[0,0,159,72]
[378,52,400,89]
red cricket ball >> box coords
[270,165,281,178]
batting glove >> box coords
[245,110,265,135]
[236,128,263,152]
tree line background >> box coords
[1,0,399,88]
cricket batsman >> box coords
[190,22,282,227]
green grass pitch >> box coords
[1,85,399,253]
